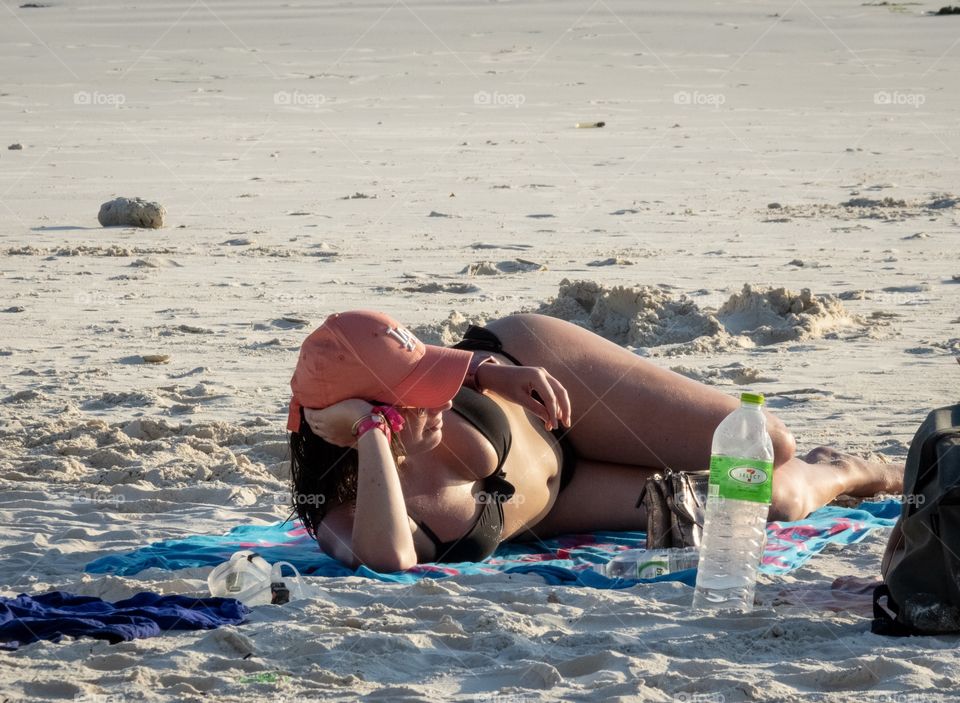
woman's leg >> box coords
[485,313,796,469]
[769,451,904,521]
[486,313,903,520]
[520,453,905,542]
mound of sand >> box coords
[536,279,721,347]
[535,279,861,353]
[0,414,287,490]
[716,284,858,345]
[411,310,492,346]
[669,362,777,385]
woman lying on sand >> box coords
[288,311,904,571]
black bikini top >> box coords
[412,386,515,563]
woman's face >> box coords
[396,400,452,456]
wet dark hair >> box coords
[289,409,359,538]
[288,406,407,539]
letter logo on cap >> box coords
[385,326,418,351]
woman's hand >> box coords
[476,362,571,431]
[303,398,373,447]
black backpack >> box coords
[873,404,960,636]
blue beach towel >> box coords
[0,591,249,651]
[85,500,900,588]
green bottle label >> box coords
[636,559,669,578]
[709,455,773,504]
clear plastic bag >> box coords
[207,550,305,606]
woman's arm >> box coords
[471,357,572,431]
[350,428,418,570]
[318,502,430,571]
[304,401,418,571]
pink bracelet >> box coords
[371,405,406,434]
[353,412,389,441]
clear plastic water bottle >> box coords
[692,392,774,611]
[597,547,700,579]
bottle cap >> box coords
[740,392,764,406]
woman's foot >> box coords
[802,446,905,497]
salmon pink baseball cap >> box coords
[287,310,472,432]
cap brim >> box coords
[389,344,472,408]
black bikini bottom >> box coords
[452,325,578,493]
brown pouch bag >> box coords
[637,469,710,549]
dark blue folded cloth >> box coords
[0,591,250,650]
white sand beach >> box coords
[1,0,959,700]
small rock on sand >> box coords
[270,317,309,329]
[926,196,957,209]
[3,390,41,403]
[587,257,633,267]
[840,197,906,208]
[98,197,166,229]
[141,354,170,364]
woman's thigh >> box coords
[486,313,747,469]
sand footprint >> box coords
[401,281,480,294]
[470,242,533,251]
